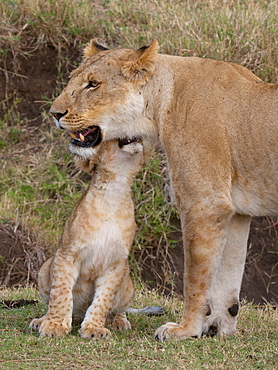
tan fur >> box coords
[30,140,144,338]
[50,39,278,341]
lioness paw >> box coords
[154,322,201,342]
[79,325,111,340]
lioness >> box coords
[30,139,145,339]
[50,39,278,341]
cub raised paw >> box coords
[79,325,111,340]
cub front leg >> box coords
[155,198,234,341]
[36,252,78,337]
[79,262,129,339]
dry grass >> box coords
[1,0,277,81]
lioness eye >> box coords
[86,80,100,89]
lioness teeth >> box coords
[79,133,85,141]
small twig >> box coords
[0,299,38,309]
[0,67,27,79]
[0,358,52,364]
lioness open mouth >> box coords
[69,126,102,148]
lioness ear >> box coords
[121,40,159,82]
[83,38,109,59]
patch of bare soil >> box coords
[135,217,278,304]
[0,222,46,287]
[1,47,58,126]
[0,47,277,304]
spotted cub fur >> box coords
[30,139,144,339]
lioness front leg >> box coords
[155,198,234,341]
[203,214,251,336]
[34,252,77,337]
[79,262,130,339]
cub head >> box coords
[50,38,159,161]
[75,138,144,177]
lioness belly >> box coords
[231,183,278,216]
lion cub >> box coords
[30,139,144,339]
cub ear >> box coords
[83,38,109,59]
[73,156,97,174]
[121,40,159,82]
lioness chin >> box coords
[49,38,278,341]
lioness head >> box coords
[50,38,159,161]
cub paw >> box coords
[111,314,131,331]
[29,317,44,332]
[79,325,111,340]
[39,318,71,338]
[154,322,201,342]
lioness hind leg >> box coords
[203,214,251,337]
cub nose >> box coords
[50,110,68,121]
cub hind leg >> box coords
[29,257,53,332]
[79,262,133,339]
[203,214,251,336]
[108,270,134,331]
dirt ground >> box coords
[0,48,277,304]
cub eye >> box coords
[86,80,100,89]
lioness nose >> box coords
[50,110,68,121]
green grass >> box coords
[0,116,87,247]
[0,287,277,370]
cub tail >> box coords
[127,306,165,316]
